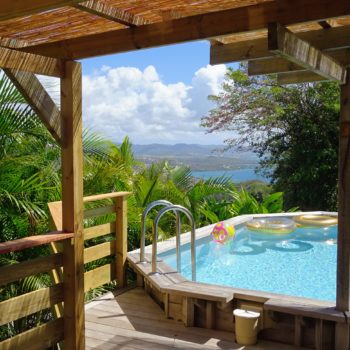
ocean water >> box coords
[160,224,337,301]
[192,168,269,183]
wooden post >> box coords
[294,316,302,347]
[337,69,350,312]
[61,60,85,349]
[115,195,128,288]
[183,297,194,327]
[205,301,215,329]
[335,323,350,350]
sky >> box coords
[45,41,238,145]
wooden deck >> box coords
[85,287,304,350]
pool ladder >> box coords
[140,200,196,281]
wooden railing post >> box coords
[115,195,128,288]
[61,60,85,350]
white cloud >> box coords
[188,64,227,119]
[82,64,229,144]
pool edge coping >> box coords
[127,211,345,324]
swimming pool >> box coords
[159,222,337,301]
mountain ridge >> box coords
[132,143,258,171]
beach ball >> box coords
[211,222,235,244]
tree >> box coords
[201,67,340,211]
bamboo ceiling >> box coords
[1,0,350,85]
[1,0,349,54]
[0,0,271,47]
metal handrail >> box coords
[140,200,173,263]
[152,205,196,281]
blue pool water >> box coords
[159,225,337,301]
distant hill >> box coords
[133,144,259,171]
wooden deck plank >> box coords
[86,320,237,350]
[86,310,228,343]
[85,288,304,350]
[86,309,237,344]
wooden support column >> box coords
[337,69,350,312]
[115,195,128,287]
[61,60,85,349]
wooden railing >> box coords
[0,232,73,349]
[0,191,130,349]
[49,191,130,292]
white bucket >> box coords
[233,309,260,345]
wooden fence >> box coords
[0,191,129,349]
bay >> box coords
[192,168,269,183]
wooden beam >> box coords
[249,54,350,76]
[4,69,62,145]
[330,49,350,67]
[0,232,72,254]
[0,0,84,21]
[277,71,327,85]
[337,69,350,312]
[74,0,150,27]
[268,23,346,83]
[61,60,85,349]
[210,25,350,65]
[0,46,62,76]
[210,38,271,64]
[22,0,350,59]
[248,58,305,76]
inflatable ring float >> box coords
[246,218,296,234]
[293,215,337,227]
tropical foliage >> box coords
[202,66,339,211]
[0,72,289,341]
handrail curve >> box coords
[152,205,196,281]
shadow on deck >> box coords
[85,287,303,350]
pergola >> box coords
[1,0,350,349]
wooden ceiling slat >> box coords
[0,0,84,21]
[0,0,266,45]
[74,0,150,27]
[20,0,350,59]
